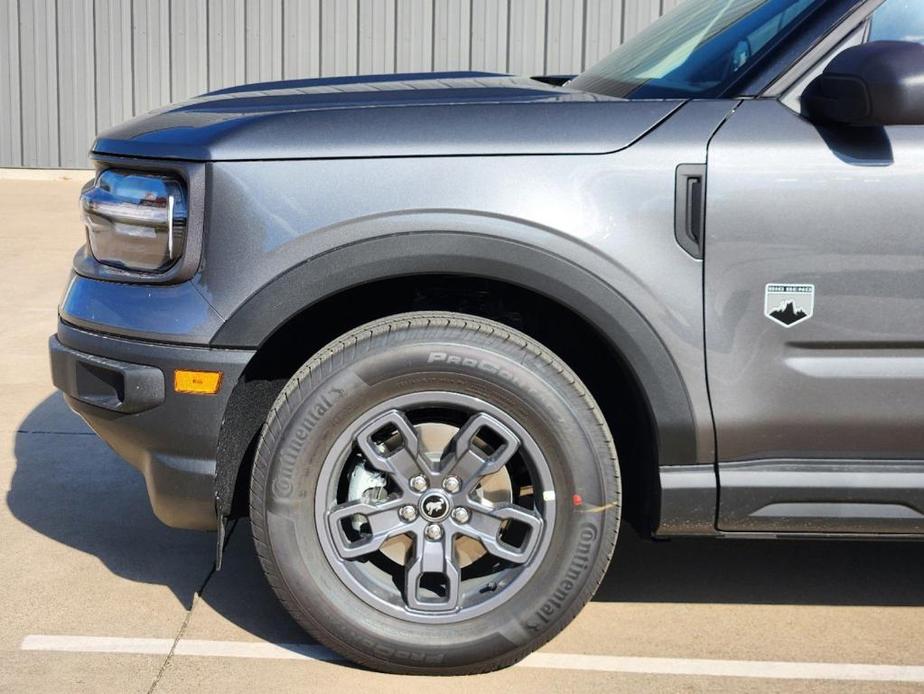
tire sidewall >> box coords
[253,319,620,671]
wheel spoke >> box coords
[442,413,520,489]
[327,498,407,560]
[461,502,543,564]
[404,531,460,612]
[355,410,432,487]
[317,393,558,623]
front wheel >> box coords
[250,312,620,674]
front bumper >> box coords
[49,322,254,530]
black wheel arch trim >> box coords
[211,217,699,479]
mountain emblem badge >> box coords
[765,283,814,327]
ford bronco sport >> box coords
[48,0,924,675]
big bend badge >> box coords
[765,283,814,328]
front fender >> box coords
[211,215,697,473]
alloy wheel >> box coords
[315,391,556,623]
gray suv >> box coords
[48,0,924,675]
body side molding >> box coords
[719,459,924,534]
[656,465,718,536]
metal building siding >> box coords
[245,0,283,82]
[545,0,583,73]
[584,0,623,66]
[94,0,133,133]
[0,0,22,166]
[320,0,358,77]
[396,0,433,72]
[283,0,321,78]
[171,0,208,101]
[19,0,58,167]
[1,0,677,168]
[432,0,469,71]
[132,0,171,114]
[470,0,507,71]
[508,0,545,76]
[208,0,246,90]
[359,0,395,73]
[56,0,96,168]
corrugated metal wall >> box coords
[0,0,681,168]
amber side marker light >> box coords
[174,369,222,395]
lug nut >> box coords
[451,507,470,524]
[399,505,418,522]
[442,475,462,493]
[424,524,443,541]
[409,475,428,492]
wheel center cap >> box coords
[419,491,451,522]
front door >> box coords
[704,0,924,533]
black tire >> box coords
[250,312,620,675]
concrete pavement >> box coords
[1,176,922,693]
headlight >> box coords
[80,169,188,273]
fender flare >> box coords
[212,213,698,473]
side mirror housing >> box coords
[802,41,924,126]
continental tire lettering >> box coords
[525,522,598,633]
[273,386,344,498]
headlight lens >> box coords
[80,169,188,273]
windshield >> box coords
[570,0,822,99]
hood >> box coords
[92,71,683,161]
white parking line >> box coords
[20,635,338,662]
[20,635,924,683]
[518,653,924,682]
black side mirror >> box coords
[802,41,924,126]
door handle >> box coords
[675,164,707,259]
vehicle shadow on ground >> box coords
[9,393,924,645]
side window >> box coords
[868,0,924,44]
